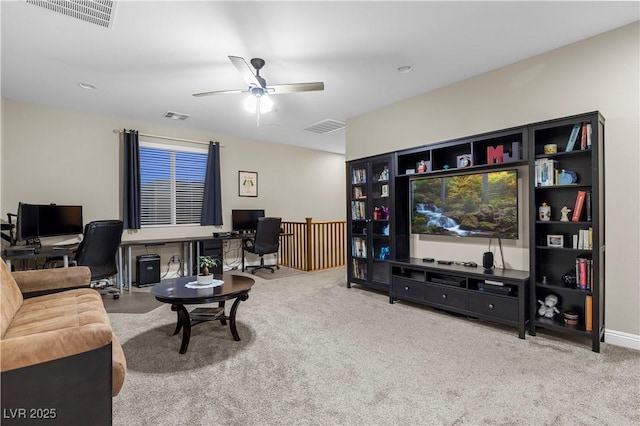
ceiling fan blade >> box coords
[192,89,247,97]
[228,55,264,88]
[268,82,325,94]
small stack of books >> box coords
[575,255,593,291]
[534,158,559,186]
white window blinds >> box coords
[139,142,207,226]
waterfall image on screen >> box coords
[410,170,518,239]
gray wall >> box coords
[1,99,346,270]
[347,23,640,344]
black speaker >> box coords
[136,254,160,287]
[482,251,494,270]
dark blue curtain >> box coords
[201,141,223,226]
[123,129,141,229]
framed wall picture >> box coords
[239,171,258,197]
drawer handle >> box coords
[404,286,409,291]
[488,303,494,309]
[441,294,447,299]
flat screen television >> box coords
[16,203,83,242]
[410,170,518,239]
[231,209,265,233]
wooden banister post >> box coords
[305,217,312,271]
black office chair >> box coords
[242,217,282,274]
[74,220,123,299]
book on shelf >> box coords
[565,123,581,152]
[577,228,592,250]
[572,190,587,221]
[586,123,592,150]
[351,259,367,280]
[585,295,593,332]
[351,168,367,184]
[585,191,592,221]
[575,255,592,291]
[535,158,559,187]
[352,237,367,258]
[353,187,365,199]
[351,201,366,220]
[580,122,588,150]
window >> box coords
[139,142,207,226]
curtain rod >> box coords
[112,129,224,147]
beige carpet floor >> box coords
[109,267,640,425]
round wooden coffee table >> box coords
[151,274,254,354]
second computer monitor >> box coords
[231,209,265,233]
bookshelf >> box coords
[529,112,605,352]
[345,111,604,352]
[347,154,401,290]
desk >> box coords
[2,246,76,271]
[119,236,210,292]
[2,246,126,292]
[119,233,290,291]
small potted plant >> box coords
[197,256,220,285]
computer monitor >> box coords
[16,203,39,242]
[231,209,265,233]
[16,203,83,242]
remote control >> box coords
[437,260,453,265]
[422,257,435,262]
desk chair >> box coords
[74,220,123,299]
[242,217,282,274]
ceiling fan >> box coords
[193,56,324,124]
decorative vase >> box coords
[539,203,551,221]
[197,274,214,285]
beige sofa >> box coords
[1,259,126,425]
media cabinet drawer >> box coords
[468,292,518,322]
[391,277,426,301]
[425,283,467,310]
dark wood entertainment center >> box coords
[389,259,530,339]
[346,111,604,352]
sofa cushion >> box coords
[1,259,23,338]
[1,289,115,372]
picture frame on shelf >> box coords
[239,171,258,197]
[546,234,564,248]
[381,184,389,197]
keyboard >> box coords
[52,244,78,250]
[53,237,81,246]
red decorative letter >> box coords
[487,146,504,164]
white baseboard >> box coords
[605,329,640,350]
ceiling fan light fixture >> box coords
[244,92,274,114]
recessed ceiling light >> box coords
[77,82,97,90]
[397,65,413,74]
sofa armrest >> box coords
[0,323,112,372]
[12,266,91,295]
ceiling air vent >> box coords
[164,111,191,121]
[26,0,116,28]
[304,119,345,135]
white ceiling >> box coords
[2,1,638,154]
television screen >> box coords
[232,209,265,232]
[16,203,83,241]
[410,170,518,239]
